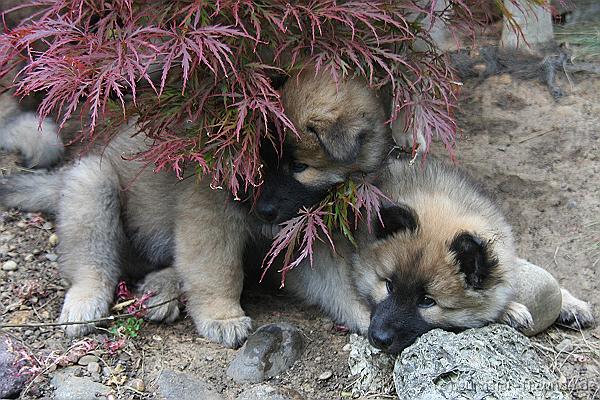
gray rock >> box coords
[227,323,305,383]
[236,384,304,400]
[51,368,112,400]
[0,335,28,398]
[347,334,395,397]
[156,369,224,400]
[394,325,566,400]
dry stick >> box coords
[0,298,179,329]
[518,128,556,144]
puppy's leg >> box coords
[557,289,595,330]
[138,267,181,324]
[174,193,252,348]
[57,156,124,336]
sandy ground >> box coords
[0,67,599,399]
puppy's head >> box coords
[352,204,511,354]
[254,68,391,224]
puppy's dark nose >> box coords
[256,203,279,223]
[368,327,394,350]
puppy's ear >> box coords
[310,118,368,164]
[450,232,498,289]
[374,204,419,240]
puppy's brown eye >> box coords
[385,279,393,294]
[418,296,436,308]
[291,162,308,173]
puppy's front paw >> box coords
[195,316,253,348]
[59,287,111,337]
[558,289,595,329]
[501,301,534,333]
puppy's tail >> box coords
[0,95,64,168]
[0,171,63,215]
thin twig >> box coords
[518,128,556,144]
[0,298,179,329]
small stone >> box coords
[42,222,53,230]
[49,234,59,246]
[2,260,17,271]
[227,323,305,383]
[555,338,573,353]
[205,355,214,362]
[314,356,322,363]
[24,254,35,262]
[129,378,145,392]
[566,199,577,209]
[342,343,352,352]
[45,253,58,262]
[86,362,100,374]
[157,369,224,400]
[77,355,99,366]
[317,371,333,381]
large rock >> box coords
[0,336,28,398]
[227,323,304,383]
[394,325,566,400]
[51,368,112,400]
[347,334,395,397]
[156,369,224,400]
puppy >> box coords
[282,157,595,353]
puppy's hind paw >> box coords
[138,268,181,324]
[557,289,596,330]
[501,301,534,333]
[195,316,253,348]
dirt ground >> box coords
[1,64,599,399]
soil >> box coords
[1,63,599,400]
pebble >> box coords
[317,371,333,381]
[227,323,305,383]
[205,355,214,362]
[45,253,59,262]
[2,260,17,271]
[49,234,59,246]
[77,355,99,366]
[129,378,145,392]
[342,343,352,352]
[86,362,101,374]
[42,222,53,230]
[24,254,35,262]
[314,356,322,363]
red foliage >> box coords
[0,0,528,280]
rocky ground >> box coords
[1,53,599,400]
